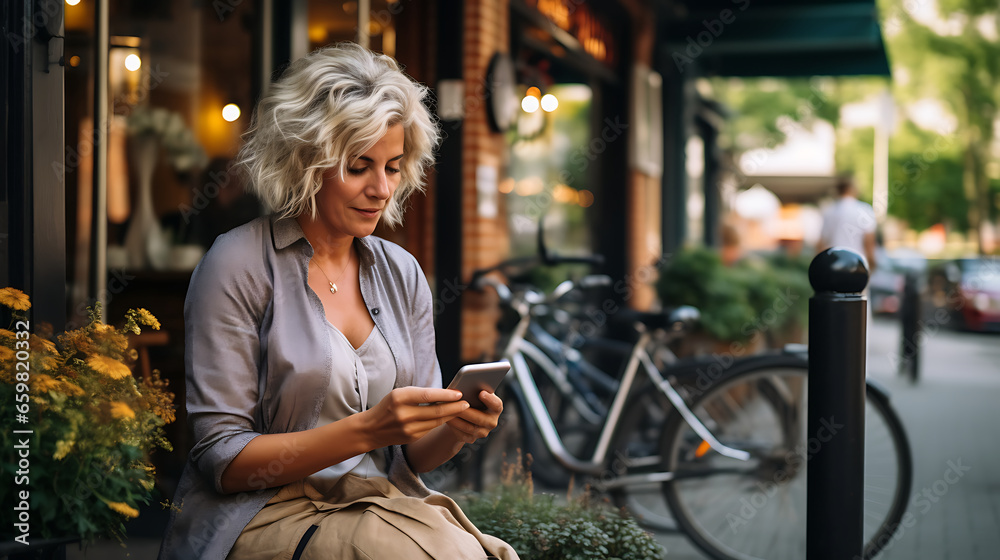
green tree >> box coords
[881,0,1000,252]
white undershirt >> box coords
[305,321,395,495]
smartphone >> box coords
[446,360,511,410]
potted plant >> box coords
[0,287,175,554]
[656,248,810,356]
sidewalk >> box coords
[654,316,1000,559]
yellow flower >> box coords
[0,328,14,343]
[29,335,57,355]
[106,501,139,518]
[0,346,14,362]
[109,401,136,420]
[135,308,161,330]
[36,355,58,372]
[53,438,75,460]
[32,374,61,393]
[87,355,131,380]
[0,287,30,311]
[59,380,85,397]
[93,323,114,334]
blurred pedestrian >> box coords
[818,174,877,272]
[819,173,877,367]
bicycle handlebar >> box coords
[541,250,605,268]
[468,252,605,297]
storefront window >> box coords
[505,83,595,258]
[64,0,260,302]
[308,0,400,57]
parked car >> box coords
[869,248,927,315]
[928,257,1000,332]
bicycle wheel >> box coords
[606,379,677,531]
[660,362,912,560]
[606,355,793,532]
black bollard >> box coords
[899,271,921,383]
[807,248,869,560]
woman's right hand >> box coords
[360,387,470,449]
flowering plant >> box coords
[0,288,175,544]
[127,105,208,172]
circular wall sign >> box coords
[485,52,518,133]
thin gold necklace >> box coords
[312,251,353,295]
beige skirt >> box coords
[228,475,519,560]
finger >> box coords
[456,408,499,431]
[447,416,480,435]
[447,417,488,442]
[396,386,464,405]
[427,400,470,419]
[478,391,504,413]
[407,412,467,440]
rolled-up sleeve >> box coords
[184,237,268,494]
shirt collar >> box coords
[270,213,376,267]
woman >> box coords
[158,43,517,560]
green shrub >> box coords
[656,248,810,343]
[460,458,666,560]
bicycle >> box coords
[468,257,913,560]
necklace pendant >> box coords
[329,282,338,295]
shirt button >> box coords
[372,308,380,315]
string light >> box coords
[540,93,558,112]
[124,54,141,71]
[521,95,539,113]
[222,103,241,122]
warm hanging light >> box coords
[124,54,141,71]
[222,103,241,122]
[522,86,542,113]
[540,93,558,112]
[66,0,81,6]
[521,95,539,113]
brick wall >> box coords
[459,0,510,362]
[456,0,664,358]
[624,0,661,311]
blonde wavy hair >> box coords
[237,42,440,228]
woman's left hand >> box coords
[445,391,503,444]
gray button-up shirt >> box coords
[157,214,441,560]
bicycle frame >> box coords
[501,298,751,480]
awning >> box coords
[658,0,891,77]
[742,175,839,204]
